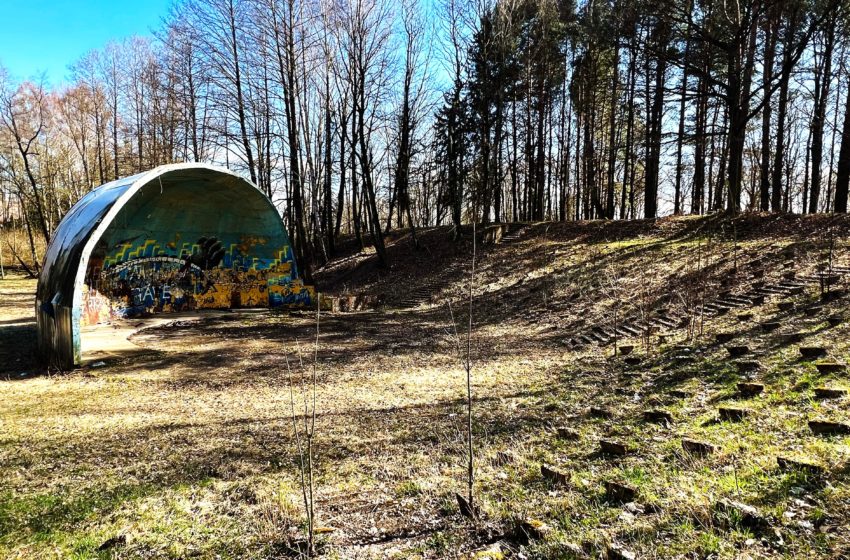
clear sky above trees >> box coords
[0,0,170,84]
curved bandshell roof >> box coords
[37,163,294,368]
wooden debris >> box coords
[682,438,717,456]
[737,382,764,397]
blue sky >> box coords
[0,0,171,85]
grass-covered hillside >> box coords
[1,214,849,559]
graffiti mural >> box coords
[81,233,314,325]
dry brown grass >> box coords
[2,215,850,559]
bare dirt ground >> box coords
[2,214,850,559]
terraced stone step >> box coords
[715,332,736,343]
[813,387,848,399]
[799,346,827,359]
[809,419,850,436]
[815,362,846,374]
[776,456,824,475]
[736,360,761,373]
[718,406,750,421]
[643,409,674,424]
[599,439,629,456]
[780,332,805,344]
[541,464,569,485]
[617,324,643,337]
[617,344,635,356]
[737,382,764,396]
[605,480,637,503]
[682,438,717,456]
[722,295,754,305]
[827,315,843,327]
[589,406,613,419]
[727,345,749,358]
[651,316,681,329]
[714,499,769,531]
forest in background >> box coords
[2,0,850,277]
